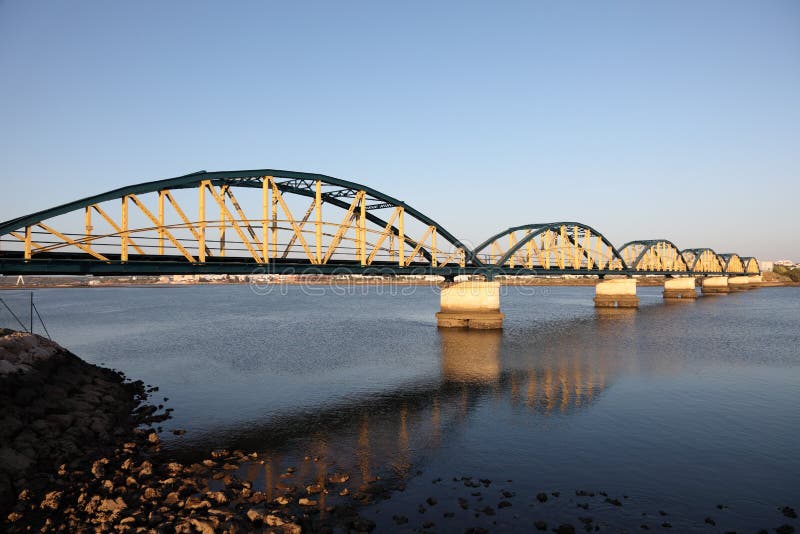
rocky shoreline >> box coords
[0,330,383,533]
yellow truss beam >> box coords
[366,206,402,265]
[315,180,322,263]
[10,231,44,252]
[36,223,110,262]
[322,191,364,264]
[90,205,146,255]
[201,181,265,264]
[268,178,316,264]
[225,185,264,251]
[163,190,211,259]
[281,199,316,259]
[405,225,434,266]
[127,194,196,263]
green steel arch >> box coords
[681,248,725,273]
[718,253,744,273]
[617,239,687,271]
[740,256,761,274]
[473,222,626,269]
[0,169,476,267]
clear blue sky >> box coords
[1,1,798,260]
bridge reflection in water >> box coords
[175,314,628,509]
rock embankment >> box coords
[0,330,313,533]
[0,329,146,517]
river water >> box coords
[1,284,798,531]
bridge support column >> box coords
[728,276,752,291]
[594,279,638,308]
[701,277,729,294]
[663,277,697,300]
[436,281,504,329]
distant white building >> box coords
[759,260,774,272]
[775,260,795,267]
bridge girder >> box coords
[0,170,761,277]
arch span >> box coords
[0,169,473,271]
[473,222,625,272]
[618,240,688,272]
[681,248,725,273]
[718,253,745,273]
[741,257,760,274]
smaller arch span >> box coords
[718,253,745,274]
[473,222,625,272]
[740,257,761,274]
[618,240,688,272]
[681,248,725,273]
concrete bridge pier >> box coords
[594,278,639,308]
[701,276,729,294]
[436,281,504,329]
[663,277,698,300]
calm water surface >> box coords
[2,284,798,531]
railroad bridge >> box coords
[0,169,762,328]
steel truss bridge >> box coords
[0,169,760,278]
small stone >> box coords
[190,519,215,534]
[605,497,622,506]
[183,496,211,510]
[781,507,798,519]
[661,522,672,528]
[328,473,350,484]
[775,525,795,534]
[40,490,63,511]
[306,484,324,494]
[499,500,512,508]
[536,492,548,503]
[534,520,547,531]
[426,497,438,506]
[299,497,317,506]
[704,517,716,526]
[556,524,575,534]
[246,507,264,523]
[206,491,227,504]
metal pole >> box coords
[30,292,34,334]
